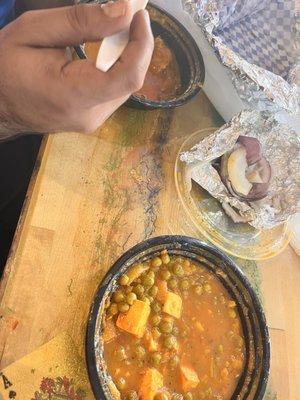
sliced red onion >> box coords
[219,137,272,203]
[237,136,262,165]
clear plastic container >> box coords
[174,127,291,260]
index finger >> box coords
[62,10,154,104]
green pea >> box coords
[164,335,177,349]
[116,346,127,361]
[168,278,178,289]
[180,279,189,290]
[183,393,193,400]
[124,286,133,294]
[150,352,162,366]
[159,320,173,334]
[134,345,146,359]
[172,326,179,336]
[116,377,126,390]
[126,391,138,400]
[113,290,125,303]
[152,301,162,314]
[151,257,163,268]
[142,275,155,288]
[133,284,144,297]
[139,295,150,304]
[169,355,180,368]
[118,302,130,313]
[149,285,158,298]
[194,285,203,295]
[107,303,118,316]
[126,292,137,305]
[171,394,183,400]
[147,271,155,280]
[173,263,184,277]
[151,314,162,326]
[161,253,171,265]
[119,274,129,286]
[152,327,161,339]
[160,269,171,281]
[154,393,170,400]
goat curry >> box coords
[84,36,181,102]
[102,250,245,400]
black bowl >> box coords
[86,235,270,400]
[74,3,205,109]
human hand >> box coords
[0,0,154,138]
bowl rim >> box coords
[74,2,205,109]
[86,235,270,400]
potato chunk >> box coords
[116,300,150,338]
[180,364,200,391]
[139,368,163,400]
[163,291,182,319]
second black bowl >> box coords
[75,3,205,109]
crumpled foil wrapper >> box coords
[182,0,299,114]
[180,110,300,229]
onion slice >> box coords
[237,136,262,165]
[219,136,272,202]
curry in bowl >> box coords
[85,36,182,102]
[86,236,270,400]
[102,250,245,400]
[75,4,204,109]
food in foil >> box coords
[218,136,272,201]
[180,110,300,229]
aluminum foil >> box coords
[182,0,299,114]
[180,110,300,229]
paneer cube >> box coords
[139,368,163,400]
[116,300,150,338]
[103,319,118,343]
[163,291,182,319]
[180,365,200,392]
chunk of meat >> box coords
[150,37,172,73]
[180,364,200,392]
[163,292,182,319]
[139,368,164,400]
[116,300,150,338]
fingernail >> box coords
[101,0,127,18]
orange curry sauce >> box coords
[102,251,245,400]
[84,37,181,102]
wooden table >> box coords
[0,92,299,399]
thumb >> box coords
[12,0,134,47]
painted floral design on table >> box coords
[32,376,86,400]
